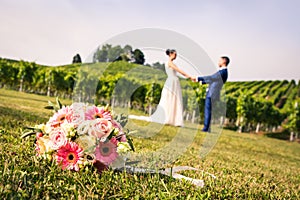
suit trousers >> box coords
[204,97,212,130]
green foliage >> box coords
[93,44,113,62]
[92,44,145,64]
[4,65,18,87]
[236,92,284,132]
[298,80,300,97]
[225,96,237,121]
[285,100,300,133]
[224,79,299,131]
[151,62,165,71]
[132,49,145,65]
[236,93,248,127]
[72,54,82,64]
[145,83,162,105]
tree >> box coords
[131,85,147,110]
[145,82,162,114]
[152,62,165,71]
[108,45,124,62]
[132,49,145,65]
[116,45,133,62]
[114,54,131,62]
[0,59,18,88]
[32,67,47,94]
[17,61,36,92]
[123,45,133,54]
[92,44,146,64]
[236,93,249,133]
[225,96,237,123]
[93,44,127,63]
[72,54,82,64]
[286,100,300,141]
[93,44,111,62]
[297,80,300,97]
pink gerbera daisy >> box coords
[95,141,118,165]
[85,106,112,121]
[48,106,70,127]
[56,141,84,171]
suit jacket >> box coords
[197,68,228,100]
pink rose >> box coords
[110,137,118,146]
[49,128,67,150]
[65,103,86,127]
[120,134,127,142]
[89,119,113,139]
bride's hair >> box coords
[166,49,176,56]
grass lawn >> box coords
[0,88,299,199]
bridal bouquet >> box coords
[21,99,134,172]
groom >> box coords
[192,56,229,132]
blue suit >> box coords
[198,68,228,131]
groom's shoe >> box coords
[201,128,211,133]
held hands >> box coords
[185,75,197,82]
[190,77,197,82]
[187,76,197,82]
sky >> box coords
[0,0,300,81]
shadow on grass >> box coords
[0,106,48,128]
[265,130,290,141]
[0,92,49,103]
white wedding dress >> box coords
[129,62,184,126]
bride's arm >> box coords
[168,61,191,79]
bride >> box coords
[129,49,191,126]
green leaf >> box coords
[126,135,135,152]
[107,129,116,140]
[44,105,54,110]
[56,97,62,109]
[47,100,58,112]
